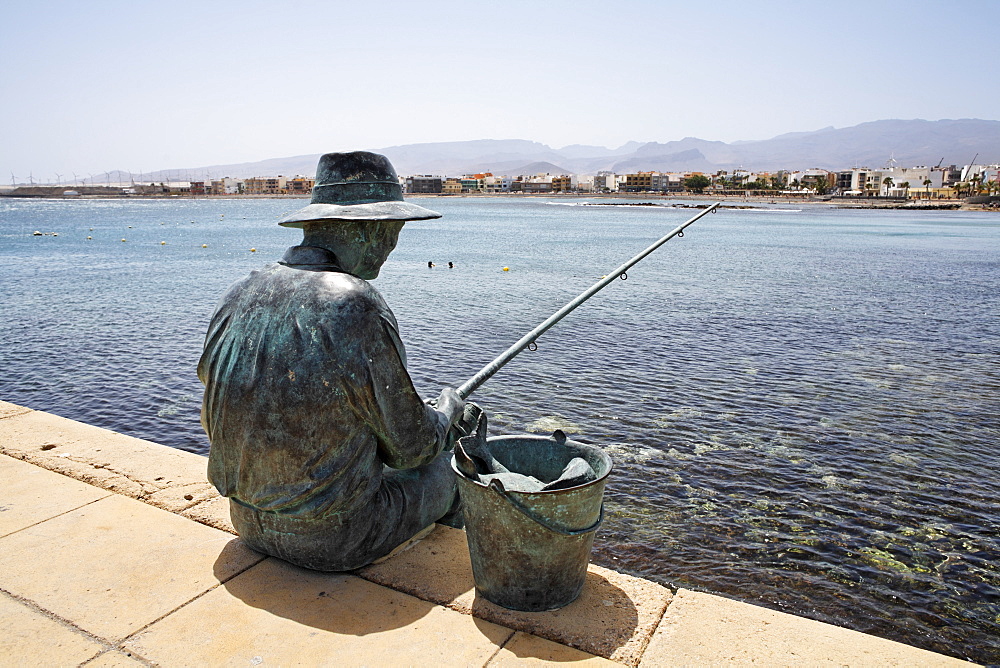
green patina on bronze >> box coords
[454,429,612,611]
[199,152,478,572]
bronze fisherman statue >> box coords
[199,151,479,571]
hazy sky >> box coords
[2,0,998,181]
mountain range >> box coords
[126,119,1000,183]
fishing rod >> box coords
[456,202,721,400]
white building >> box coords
[483,175,513,192]
[593,172,619,192]
[573,175,595,192]
[785,169,833,191]
[888,166,943,192]
[211,177,244,195]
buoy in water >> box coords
[250,248,257,252]
[52,233,58,237]
[202,244,208,248]
[161,241,166,245]
[33,231,42,236]
[87,236,92,240]
[121,238,127,242]
[502,266,510,272]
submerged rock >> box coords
[525,415,583,434]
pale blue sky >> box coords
[2,0,998,181]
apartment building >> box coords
[405,175,443,193]
[573,175,595,192]
[623,172,653,192]
[785,169,834,191]
[593,172,619,192]
[552,176,572,192]
[622,172,674,192]
[286,176,315,195]
[482,175,512,192]
[209,177,243,195]
[836,167,944,196]
[521,176,553,193]
[244,176,288,195]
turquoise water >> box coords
[1,197,998,661]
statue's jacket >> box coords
[198,245,449,522]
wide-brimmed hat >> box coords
[278,151,441,227]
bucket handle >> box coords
[487,479,605,536]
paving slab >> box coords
[488,632,623,666]
[0,454,111,538]
[0,493,263,642]
[360,524,671,666]
[0,401,221,524]
[0,591,104,667]
[82,649,148,667]
[640,588,971,667]
[178,492,235,534]
[123,557,515,667]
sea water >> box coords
[1,196,998,662]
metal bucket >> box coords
[453,432,612,611]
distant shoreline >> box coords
[0,190,990,211]
[406,192,977,210]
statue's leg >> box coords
[372,449,459,548]
[228,450,457,572]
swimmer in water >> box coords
[448,261,454,269]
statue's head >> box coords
[301,218,403,280]
[280,152,440,279]
[278,151,440,228]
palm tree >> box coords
[900,181,910,199]
[923,178,932,200]
[882,177,894,197]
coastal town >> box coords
[3,160,999,203]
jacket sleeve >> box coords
[351,304,450,470]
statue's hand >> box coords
[452,402,484,439]
[431,387,465,428]
[447,402,484,452]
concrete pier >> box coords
[0,400,973,666]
